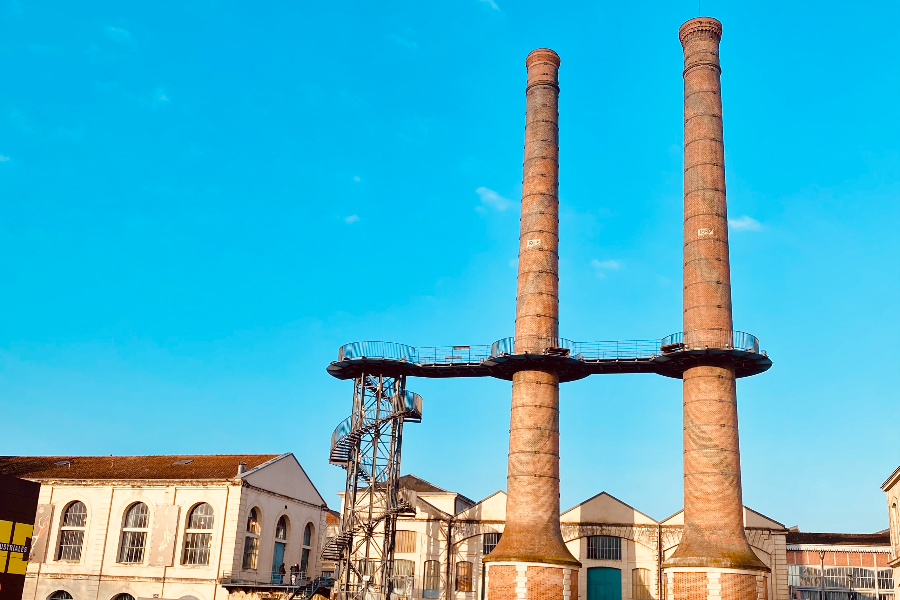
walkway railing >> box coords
[336,331,760,366]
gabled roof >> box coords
[399,474,451,494]
[561,491,658,525]
[0,454,282,481]
[882,465,900,491]
[661,506,785,530]
[455,491,507,520]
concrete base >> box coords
[486,562,578,600]
[664,568,767,600]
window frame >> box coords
[482,532,501,556]
[56,501,88,562]
[455,560,474,592]
[423,560,441,598]
[242,507,261,570]
[395,530,416,554]
[117,503,150,564]
[182,503,215,566]
[587,535,622,560]
[632,567,653,600]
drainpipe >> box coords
[446,517,454,600]
[657,524,663,600]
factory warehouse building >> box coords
[338,475,790,600]
[0,454,329,600]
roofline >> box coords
[787,543,891,552]
[415,495,454,520]
[561,491,659,524]
[405,473,450,493]
[455,490,506,517]
[882,465,900,491]
[660,505,785,528]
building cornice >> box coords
[787,543,891,553]
[881,465,900,491]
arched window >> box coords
[423,560,441,599]
[182,503,214,565]
[49,592,73,600]
[393,559,415,596]
[57,501,87,561]
[113,594,135,600]
[300,523,314,575]
[271,516,289,583]
[891,503,899,555]
[276,516,288,541]
[587,535,621,560]
[242,508,260,569]
[633,568,653,600]
[118,503,149,563]
[456,561,473,592]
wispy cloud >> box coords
[475,187,514,213]
[344,215,360,224]
[104,26,132,44]
[591,259,621,278]
[352,176,361,183]
[728,215,762,231]
[389,33,418,50]
[0,155,10,162]
[478,0,500,10]
[153,88,170,105]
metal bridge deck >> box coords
[326,332,772,383]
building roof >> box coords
[0,454,282,481]
[786,531,891,546]
[882,465,900,491]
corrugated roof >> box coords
[786,531,891,546]
[0,454,282,481]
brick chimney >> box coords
[664,17,769,600]
[483,47,580,600]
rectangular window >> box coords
[483,532,501,556]
[424,560,441,599]
[57,530,84,562]
[242,536,259,569]
[456,561,473,592]
[118,531,146,563]
[182,532,211,565]
[878,570,894,591]
[395,530,416,553]
[587,535,621,560]
[633,568,653,600]
[357,558,377,578]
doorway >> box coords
[587,567,621,600]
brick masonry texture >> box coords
[674,572,708,600]
[665,17,767,574]
[721,573,759,600]
[529,566,564,600]
[487,565,517,599]
[485,47,579,570]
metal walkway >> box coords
[327,330,771,383]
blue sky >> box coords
[1,0,898,532]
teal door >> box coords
[272,542,286,582]
[587,568,621,600]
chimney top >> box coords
[237,461,247,475]
[679,17,722,45]
[526,48,560,68]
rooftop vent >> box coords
[173,459,194,465]
[54,460,72,467]
[237,461,247,475]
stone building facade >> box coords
[340,475,789,600]
[0,454,329,600]
[882,466,900,598]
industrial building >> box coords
[0,454,329,600]
[338,475,790,600]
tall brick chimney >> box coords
[483,47,580,599]
[664,16,769,600]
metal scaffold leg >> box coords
[323,373,423,600]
